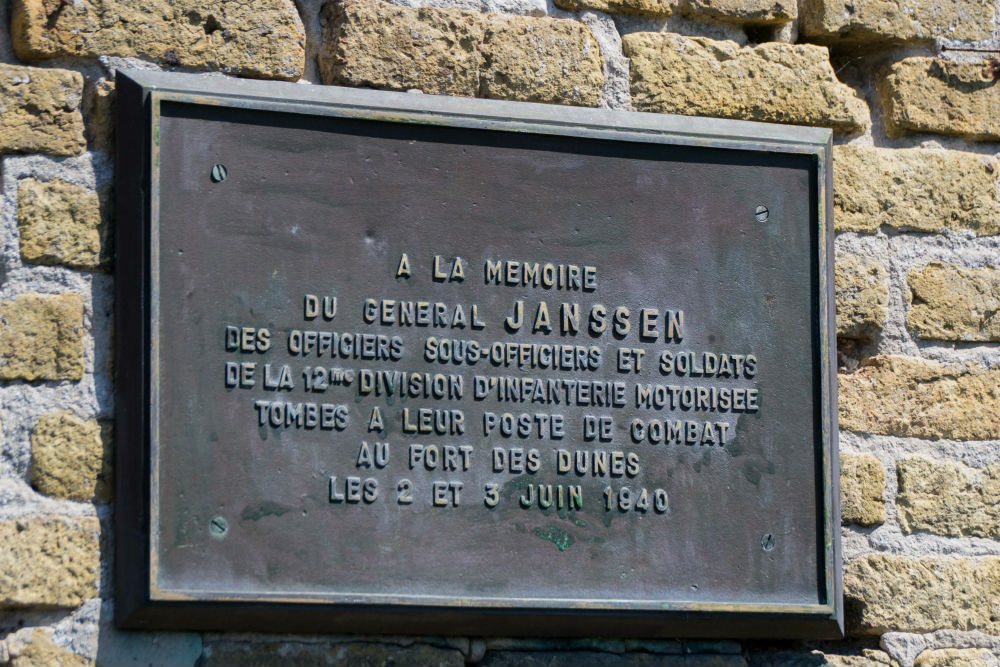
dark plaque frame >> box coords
[115,69,841,637]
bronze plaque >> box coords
[115,70,841,637]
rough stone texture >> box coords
[201,640,466,666]
[0,293,85,382]
[838,355,1000,441]
[4,627,92,667]
[836,255,888,340]
[844,555,1000,635]
[879,58,1000,141]
[30,411,113,503]
[683,0,796,24]
[832,145,1000,235]
[320,0,604,107]
[908,263,1000,342]
[17,178,110,272]
[0,64,85,157]
[623,32,868,131]
[913,648,996,667]
[555,0,676,17]
[841,453,886,527]
[83,78,115,153]
[897,457,1000,538]
[0,516,100,609]
[10,0,305,81]
[320,0,481,97]
[800,0,993,44]
[481,651,745,665]
[478,17,604,106]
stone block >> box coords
[800,0,993,44]
[84,78,115,153]
[0,516,100,609]
[478,16,604,106]
[908,262,1000,342]
[4,627,92,667]
[554,0,676,17]
[840,453,885,526]
[10,0,305,81]
[845,554,1000,635]
[30,411,113,503]
[482,651,744,665]
[623,32,868,131]
[914,648,995,667]
[0,63,85,157]
[319,0,603,107]
[683,0,796,24]
[835,255,888,340]
[833,145,1000,235]
[879,58,1000,140]
[838,355,1000,440]
[320,0,482,98]
[17,178,110,272]
[897,457,1000,538]
[0,293,85,382]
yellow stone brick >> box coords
[17,178,110,272]
[800,0,993,43]
[833,145,1000,235]
[623,32,868,131]
[838,355,1000,440]
[683,0,796,24]
[897,457,1000,538]
[914,648,995,667]
[0,64,85,157]
[836,255,888,340]
[840,453,885,526]
[845,554,1000,635]
[4,628,92,667]
[908,263,1000,342]
[0,516,100,609]
[319,0,604,107]
[0,293,85,382]
[555,0,676,16]
[879,58,1000,140]
[478,17,604,107]
[30,411,113,503]
[11,0,305,81]
[83,78,115,153]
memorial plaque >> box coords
[115,70,841,637]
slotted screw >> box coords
[210,163,228,183]
[209,516,228,537]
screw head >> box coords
[754,205,769,223]
[209,516,228,537]
[761,533,775,551]
[210,163,228,183]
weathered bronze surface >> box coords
[115,70,841,637]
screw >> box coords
[761,533,775,551]
[209,516,228,537]
[210,163,228,183]
[754,205,769,222]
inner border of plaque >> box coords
[115,69,842,638]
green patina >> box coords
[534,525,574,552]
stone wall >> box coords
[0,0,998,663]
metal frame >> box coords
[115,69,841,637]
